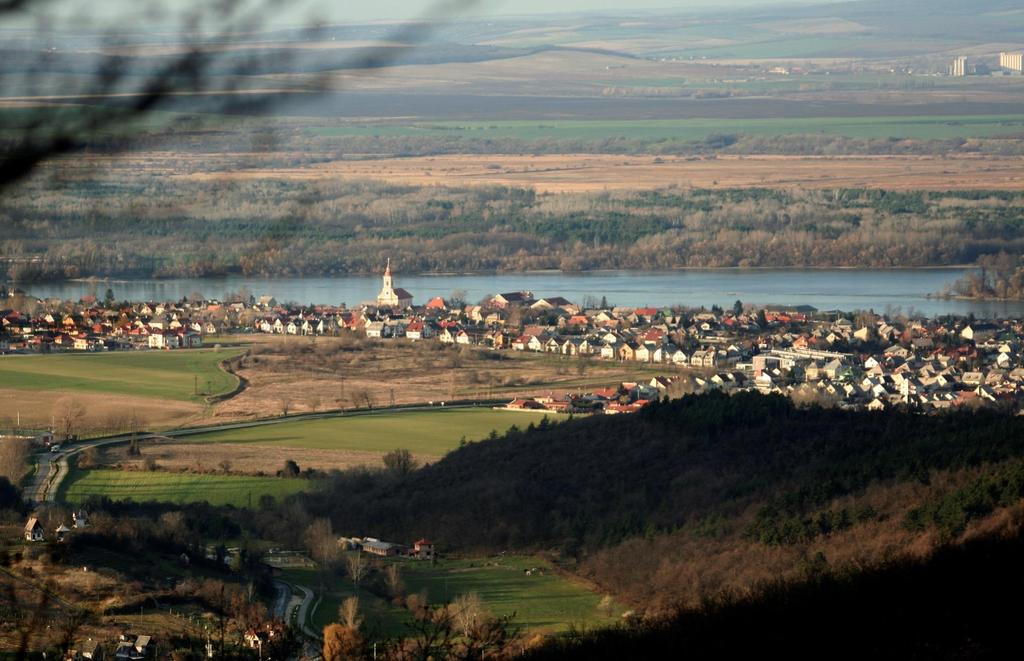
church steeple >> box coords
[377,257,412,308]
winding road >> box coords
[25,399,504,648]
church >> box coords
[376,259,414,309]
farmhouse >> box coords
[115,634,152,660]
[24,517,44,542]
[413,539,435,560]
[362,540,405,557]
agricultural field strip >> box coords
[0,350,242,401]
[60,469,310,508]
[39,401,517,503]
[308,115,1024,141]
[240,153,1024,193]
[182,409,562,453]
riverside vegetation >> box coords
[5,181,1024,281]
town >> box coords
[3,262,1023,414]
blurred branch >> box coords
[0,0,480,190]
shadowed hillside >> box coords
[523,522,1024,660]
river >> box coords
[9,269,1024,318]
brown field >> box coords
[0,389,204,433]
[1,336,678,441]
[199,334,676,425]
[186,153,1024,193]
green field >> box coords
[310,114,1024,142]
[402,556,621,632]
[184,409,560,455]
[0,349,241,401]
[293,555,620,639]
[61,468,310,507]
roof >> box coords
[25,517,40,531]
[393,288,413,300]
[414,538,433,546]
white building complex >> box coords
[1000,52,1023,73]
[949,56,968,77]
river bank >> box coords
[7,268,1024,318]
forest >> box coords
[4,179,1023,281]
[280,392,1024,610]
[523,525,1024,660]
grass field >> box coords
[292,555,620,639]
[309,115,1024,142]
[61,468,310,507]
[183,409,560,455]
[402,556,620,632]
[0,349,241,401]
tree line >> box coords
[5,180,1024,282]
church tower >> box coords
[376,258,412,308]
[382,258,394,295]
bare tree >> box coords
[345,551,367,593]
[304,518,339,568]
[338,596,362,630]
[52,397,86,441]
[383,448,418,477]
[386,564,404,599]
[0,437,29,484]
[449,591,487,638]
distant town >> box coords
[4,262,1024,415]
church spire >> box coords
[385,258,391,276]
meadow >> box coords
[401,556,621,632]
[183,409,560,455]
[291,555,620,639]
[0,349,241,402]
[60,468,310,508]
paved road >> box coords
[291,583,322,641]
[27,399,506,504]
[271,579,293,620]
